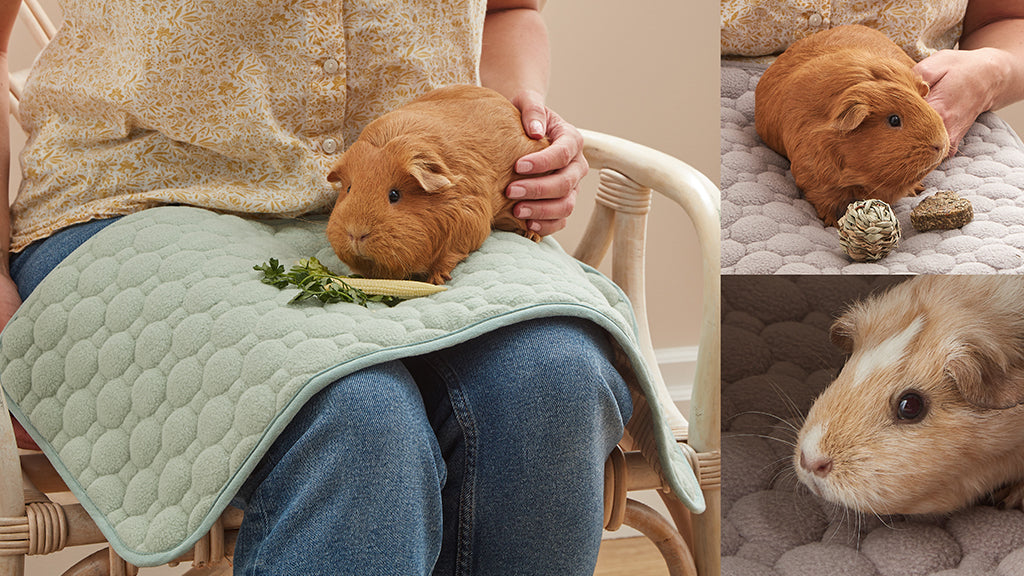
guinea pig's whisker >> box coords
[725,431,796,447]
[727,436,797,483]
[821,503,852,547]
[864,501,896,530]
[766,381,808,428]
[729,410,801,435]
[769,458,800,489]
[776,457,794,473]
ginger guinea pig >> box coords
[795,276,1024,515]
[326,85,547,285]
[755,25,949,226]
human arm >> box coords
[0,0,22,328]
[481,0,587,236]
[913,1,1024,155]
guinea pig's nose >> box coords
[799,450,833,478]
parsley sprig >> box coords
[254,257,403,307]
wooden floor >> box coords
[595,537,670,576]
[27,536,668,575]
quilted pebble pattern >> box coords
[722,276,1024,576]
[722,59,1024,274]
[0,206,695,566]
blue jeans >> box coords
[10,216,633,575]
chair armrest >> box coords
[579,129,720,456]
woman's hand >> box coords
[507,89,588,236]
[914,47,1010,156]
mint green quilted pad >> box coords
[1,206,703,566]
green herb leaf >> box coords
[254,257,403,307]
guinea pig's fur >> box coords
[326,85,547,285]
[755,25,949,226]
[795,276,1024,515]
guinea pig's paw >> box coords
[426,270,453,285]
[820,210,841,228]
[994,482,1024,511]
[425,251,471,285]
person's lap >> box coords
[9,212,633,575]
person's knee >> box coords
[482,317,634,443]
[296,363,446,481]
[516,317,630,410]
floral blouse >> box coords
[721,0,969,61]
[14,0,486,252]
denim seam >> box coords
[242,497,271,576]
[424,353,478,576]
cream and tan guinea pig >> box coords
[326,85,547,285]
[755,25,950,226]
[795,276,1024,515]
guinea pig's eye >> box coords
[896,391,926,422]
[887,114,902,128]
[388,189,401,204]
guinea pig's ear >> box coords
[327,158,346,187]
[409,153,455,193]
[829,312,856,353]
[946,340,1024,410]
[831,86,871,132]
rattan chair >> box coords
[0,1,720,574]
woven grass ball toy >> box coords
[837,199,901,262]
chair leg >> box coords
[63,548,108,576]
[0,552,23,575]
[690,491,721,576]
[182,563,233,575]
[658,490,694,550]
[0,393,25,576]
[622,499,698,576]
[107,547,138,576]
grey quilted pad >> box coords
[722,59,1024,274]
[1,206,702,566]
[722,276,1024,576]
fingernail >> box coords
[529,221,542,232]
[516,159,533,173]
[507,185,526,199]
[517,206,532,218]
[529,120,544,137]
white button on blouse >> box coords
[322,138,340,154]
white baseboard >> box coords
[654,346,698,403]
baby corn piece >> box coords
[332,277,448,297]
[255,257,447,307]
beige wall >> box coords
[545,1,719,352]
[1000,101,1024,139]
[8,1,719,357]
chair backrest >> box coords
[578,130,720,453]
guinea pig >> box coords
[754,25,950,226]
[795,276,1024,515]
[325,84,548,285]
